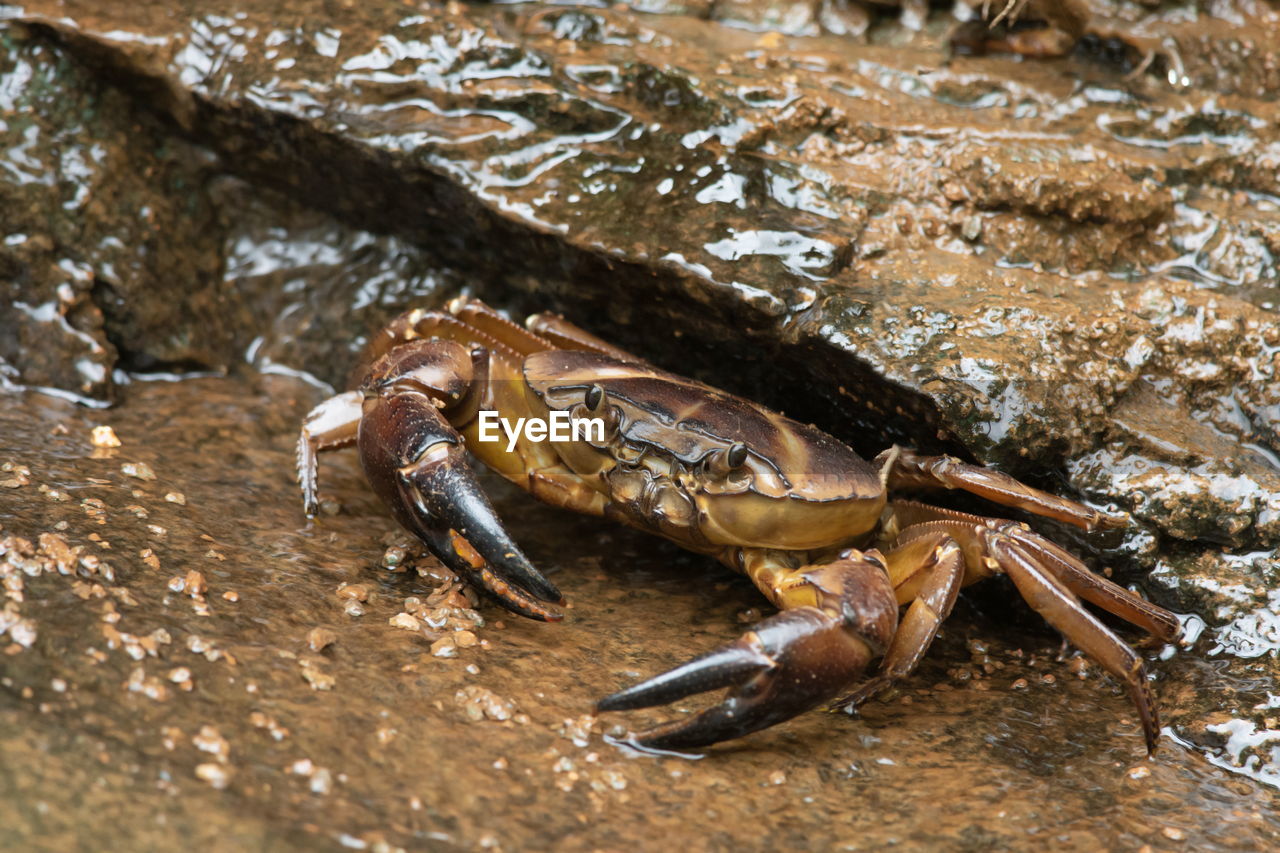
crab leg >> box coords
[1006,526,1181,641]
[597,548,897,750]
[297,390,364,517]
[891,502,1180,641]
[995,536,1161,752]
[833,531,966,709]
[445,297,554,359]
[878,448,1127,532]
[884,502,1174,752]
[524,309,646,363]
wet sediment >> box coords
[2,376,1278,850]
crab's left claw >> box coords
[597,606,882,750]
[359,387,564,622]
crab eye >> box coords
[707,443,751,481]
[573,385,620,441]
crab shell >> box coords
[522,350,888,551]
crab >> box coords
[297,297,1181,752]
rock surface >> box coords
[2,0,1280,847]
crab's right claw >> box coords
[596,606,877,750]
[396,441,565,621]
[359,390,563,622]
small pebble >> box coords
[301,667,335,691]
[600,768,627,791]
[0,473,29,489]
[455,686,514,721]
[192,725,228,759]
[125,667,168,701]
[164,492,186,505]
[195,763,232,789]
[1011,678,1028,690]
[10,619,36,648]
[307,627,337,652]
[336,583,369,602]
[90,426,121,448]
[121,462,156,481]
[184,570,207,596]
[431,636,457,658]
[1162,827,1186,841]
[222,590,239,603]
[454,630,478,648]
[388,613,420,631]
[309,767,333,795]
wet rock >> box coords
[0,27,247,401]
[3,0,1275,490]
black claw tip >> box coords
[598,643,771,712]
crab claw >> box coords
[359,388,563,621]
[597,606,879,750]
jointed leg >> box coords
[367,298,552,373]
[890,502,1180,641]
[994,534,1160,752]
[446,296,558,358]
[297,390,363,517]
[877,447,1126,532]
[881,500,1178,752]
[525,464,608,517]
[525,310,648,364]
[834,531,965,709]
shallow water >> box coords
[2,375,1277,850]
